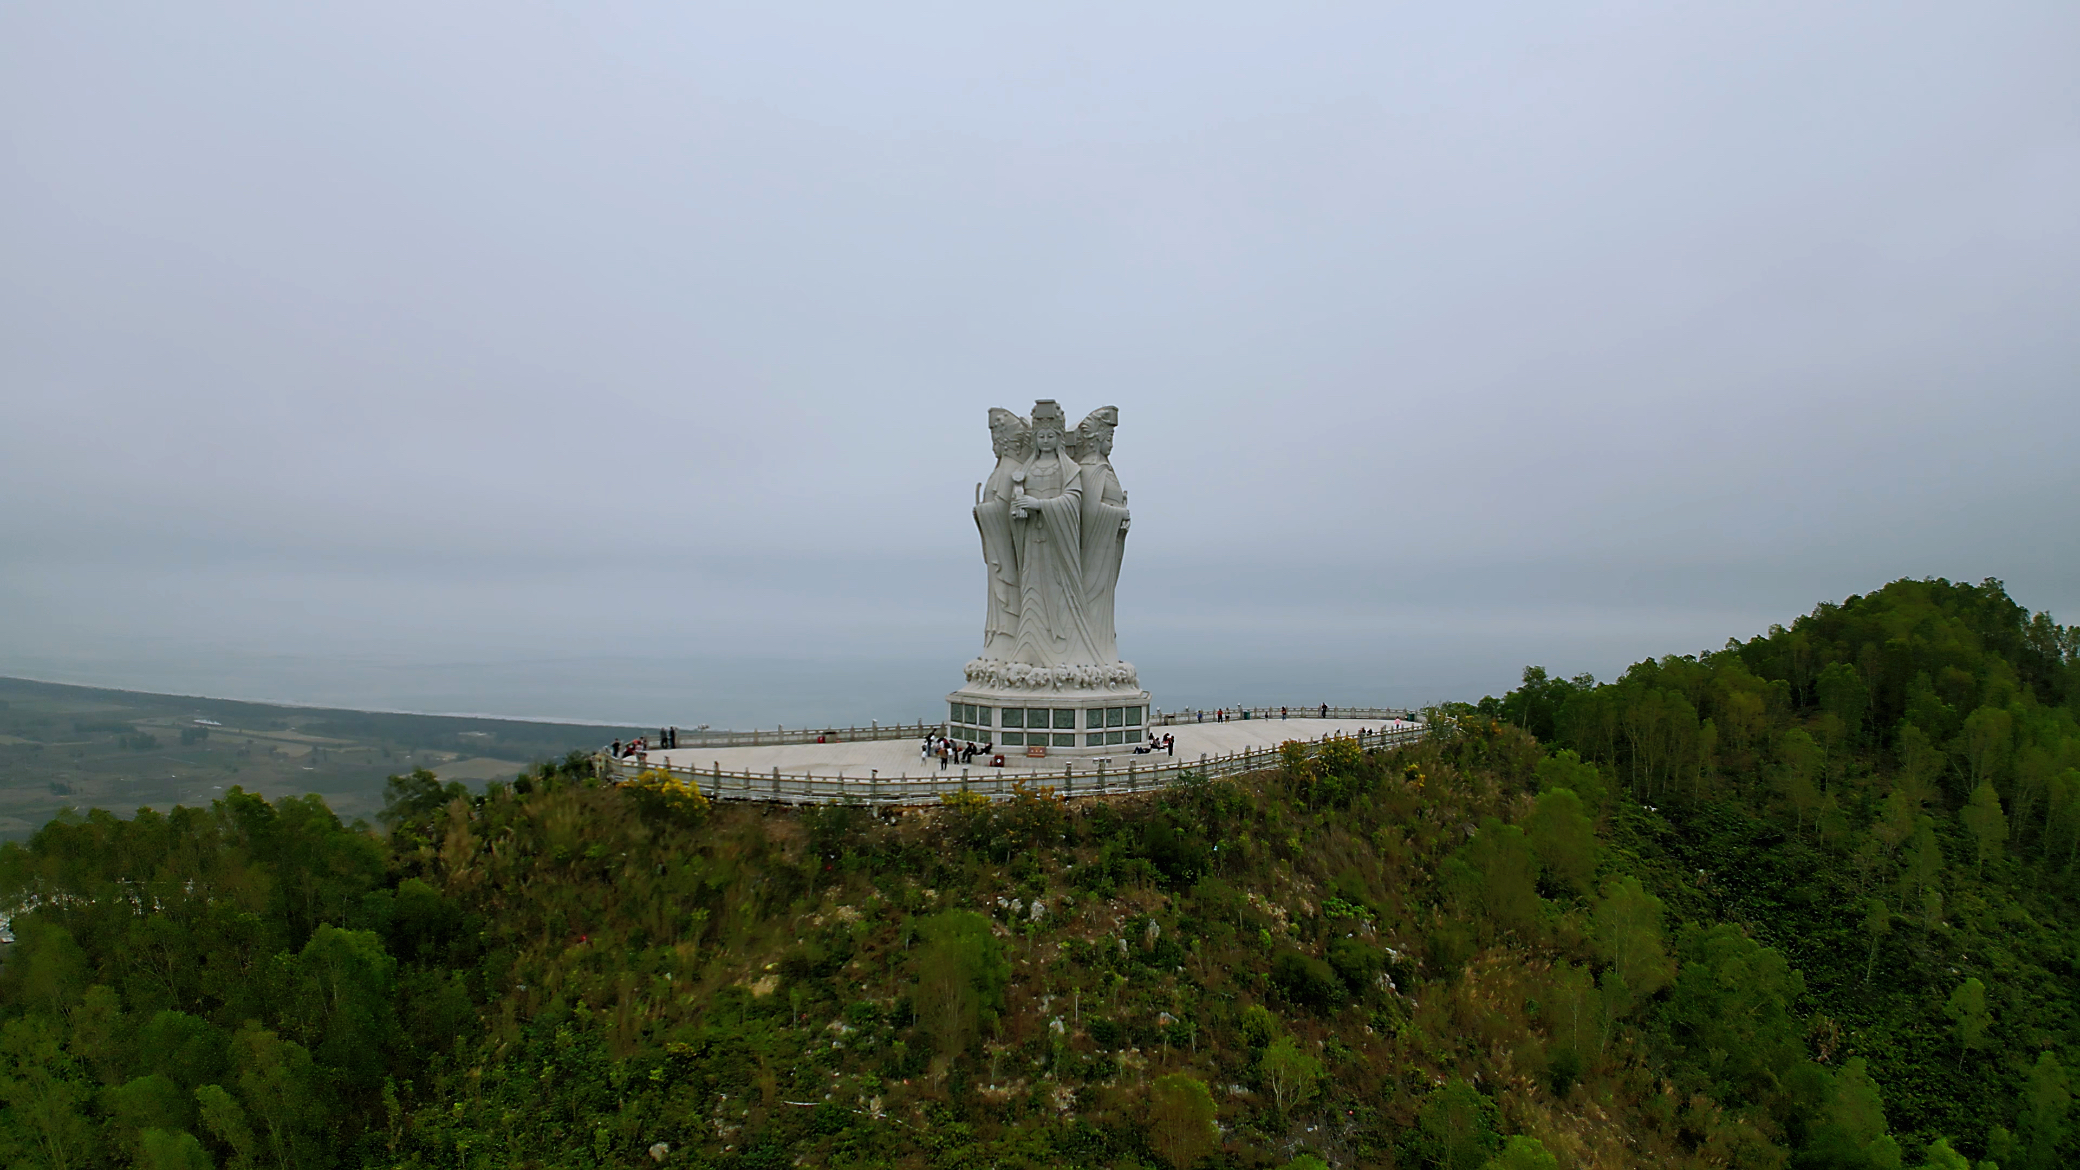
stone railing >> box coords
[635,706,1415,749]
[642,721,943,749]
[1154,705,1413,725]
[598,722,1425,806]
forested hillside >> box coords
[0,577,2074,1170]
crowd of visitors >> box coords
[1132,732,1175,756]
[921,733,993,769]
[606,727,679,761]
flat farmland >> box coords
[0,677,629,838]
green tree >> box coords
[1943,978,1992,1067]
[1806,1056,1900,1167]
[1,923,88,1019]
[66,984,127,1087]
[1902,816,1945,902]
[103,1074,195,1160]
[1258,1036,1324,1116]
[1525,788,1596,897]
[1875,790,1917,854]
[1280,740,1316,797]
[286,926,397,1098]
[194,1083,255,1170]
[1694,717,1719,798]
[1818,662,1871,744]
[137,1013,228,1095]
[1148,1073,1219,1168]
[2017,1050,2070,1170]
[1543,963,1602,1088]
[1456,818,1541,937]
[2050,769,2080,871]
[1914,1136,1972,1170]
[913,911,1010,1064]
[1961,706,2014,792]
[1533,750,1607,810]
[1414,1080,1499,1170]
[228,1025,324,1169]
[1665,924,1807,1102]
[1778,729,1826,836]
[1960,781,2009,874]
[1988,1125,2022,1169]
[137,1129,213,1170]
[378,767,469,832]
[1897,722,1947,805]
[0,1016,96,1170]
[1593,877,1671,1015]
[1863,898,1891,982]
[1239,1004,1278,1049]
[1482,1135,1558,1170]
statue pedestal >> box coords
[944,666,1154,756]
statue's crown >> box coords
[1031,399,1065,425]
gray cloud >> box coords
[4,2,2076,724]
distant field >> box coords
[0,677,632,839]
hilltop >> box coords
[0,576,2075,1170]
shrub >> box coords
[1240,1004,1278,1049]
[1148,1073,1219,1169]
[627,769,709,825]
[1327,936,1385,992]
[1271,951,1341,1010]
[1139,820,1209,886]
[912,911,1009,1060]
[1411,1080,1499,1170]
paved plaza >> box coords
[639,716,1419,781]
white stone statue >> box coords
[974,408,1031,660]
[1009,400,1100,668]
[1071,406,1129,662]
[963,399,1136,693]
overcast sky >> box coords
[4,2,2077,726]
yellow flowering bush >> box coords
[628,767,710,823]
[940,789,991,816]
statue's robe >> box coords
[1010,449,1099,668]
[973,454,1023,659]
[1078,454,1128,661]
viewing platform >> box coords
[600,714,1425,805]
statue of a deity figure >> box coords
[974,408,1030,660]
[1073,406,1128,662]
[967,400,1133,688]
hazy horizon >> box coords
[5,3,2076,726]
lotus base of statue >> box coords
[943,667,1156,757]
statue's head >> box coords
[1031,399,1065,453]
[987,408,1031,458]
[1075,406,1119,459]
